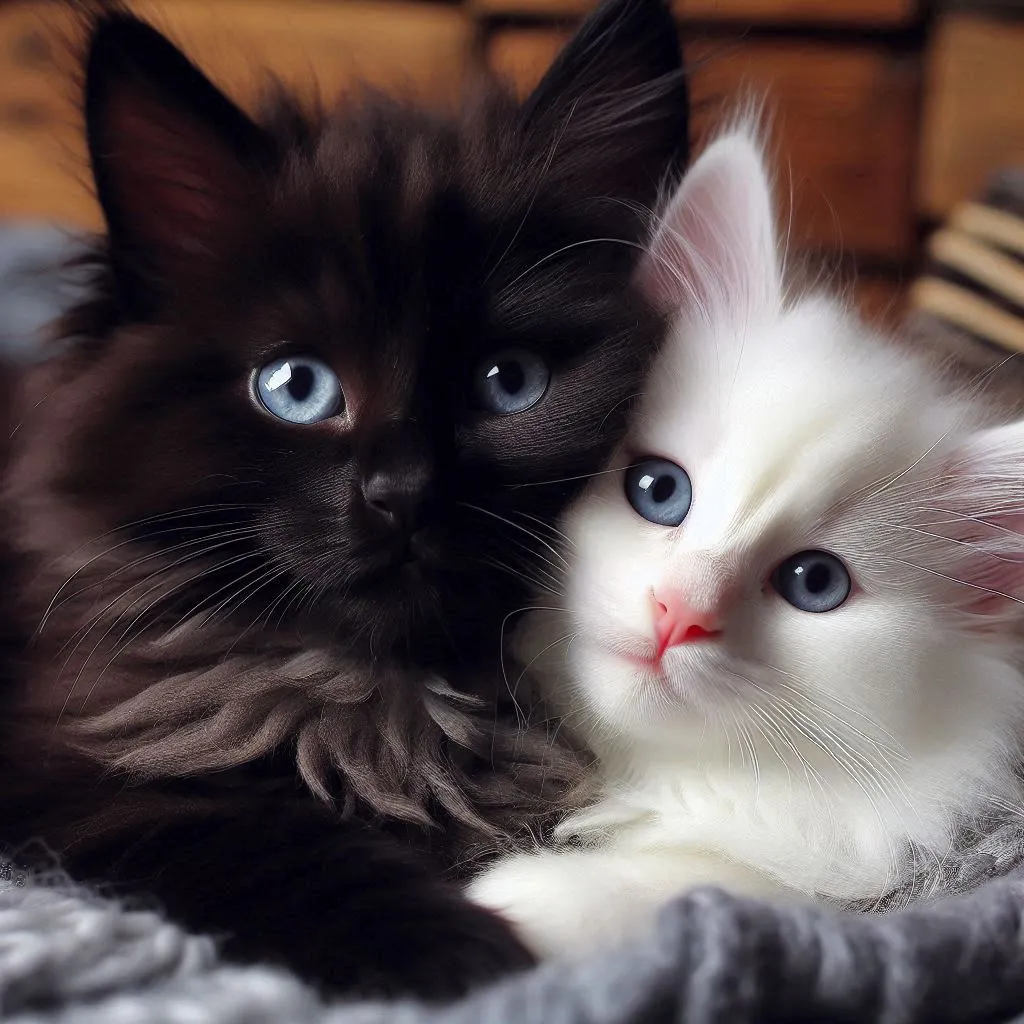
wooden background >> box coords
[1,0,1023,325]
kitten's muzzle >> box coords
[362,472,430,536]
[652,589,723,658]
[358,423,436,539]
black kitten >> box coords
[0,0,688,999]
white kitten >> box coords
[467,123,1024,960]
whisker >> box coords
[495,603,565,738]
[505,462,629,490]
[54,548,256,726]
[54,534,260,659]
[458,502,569,570]
[498,237,644,297]
[37,518,261,635]
[484,99,578,285]
[506,510,578,550]
[894,557,1024,605]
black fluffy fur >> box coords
[0,0,688,999]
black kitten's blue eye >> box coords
[475,349,550,414]
[772,550,851,613]
[624,458,692,527]
[256,356,342,424]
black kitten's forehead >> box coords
[256,106,638,369]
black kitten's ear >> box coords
[84,12,276,311]
[519,0,688,211]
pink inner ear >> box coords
[935,423,1024,620]
[105,85,249,262]
[966,555,1024,617]
[940,507,1024,618]
[962,520,1024,614]
[634,130,780,322]
[635,181,724,315]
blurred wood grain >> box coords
[0,0,472,228]
[918,13,1024,220]
[488,28,920,260]
[856,272,907,326]
[471,0,916,26]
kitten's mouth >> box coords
[348,540,441,597]
[598,636,662,672]
[621,650,661,671]
[601,636,716,677]
[352,558,428,593]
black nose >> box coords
[359,424,434,535]
[361,471,428,532]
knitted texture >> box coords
[6,862,1024,1024]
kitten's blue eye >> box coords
[256,357,342,424]
[624,458,692,527]
[772,551,851,613]
[475,349,550,414]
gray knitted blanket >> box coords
[7,223,1024,1022]
[6,855,1024,1024]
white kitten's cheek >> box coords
[568,644,621,716]
[570,544,661,639]
[567,642,657,736]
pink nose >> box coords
[651,589,722,659]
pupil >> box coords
[287,364,314,402]
[805,562,831,594]
[498,361,525,395]
[651,475,676,503]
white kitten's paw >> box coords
[467,852,627,960]
[470,846,796,961]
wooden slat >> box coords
[488,29,920,260]
[918,13,1024,220]
[951,202,1024,260]
[472,0,916,27]
[911,277,1024,355]
[0,0,471,228]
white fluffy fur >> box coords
[467,124,1024,960]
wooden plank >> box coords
[918,13,1024,220]
[488,29,920,260]
[0,0,471,228]
[471,0,916,27]
[911,277,1024,354]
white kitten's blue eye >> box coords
[772,550,851,613]
[475,349,550,414]
[624,458,692,527]
[256,357,342,424]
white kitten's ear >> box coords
[940,420,1024,620]
[636,129,780,325]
